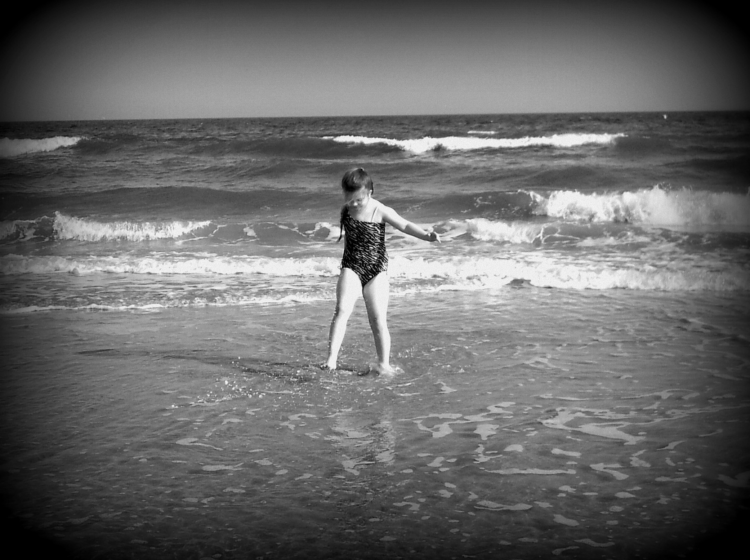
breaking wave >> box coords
[326,133,625,154]
[536,186,750,230]
[0,136,83,157]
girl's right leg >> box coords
[325,268,360,370]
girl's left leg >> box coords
[363,272,393,374]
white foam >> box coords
[393,501,421,511]
[543,408,645,445]
[539,185,750,231]
[328,133,624,154]
[553,546,580,555]
[629,450,651,467]
[3,238,747,312]
[436,381,457,394]
[576,539,614,548]
[484,468,577,475]
[591,463,629,480]
[475,425,498,440]
[54,213,214,242]
[551,448,581,458]
[0,253,341,277]
[553,514,580,526]
[474,501,532,511]
[175,437,222,450]
[465,218,546,244]
[718,471,750,488]
[202,464,243,471]
[413,417,466,439]
[0,136,83,157]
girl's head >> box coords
[338,168,374,241]
[341,167,374,195]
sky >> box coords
[1,0,748,121]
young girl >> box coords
[324,167,440,376]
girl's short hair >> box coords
[341,167,374,194]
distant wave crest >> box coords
[327,133,625,153]
[0,136,83,157]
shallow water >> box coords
[1,286,748,559]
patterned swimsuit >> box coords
[340,212,388,287]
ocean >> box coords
[1,112,749,559]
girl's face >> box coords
[343,187,371,210]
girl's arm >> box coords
[380,204,441,243]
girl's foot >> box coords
[369,362,400,378]
[320,362,336,372]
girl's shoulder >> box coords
[369,199,383,222]
[370,199,394,223]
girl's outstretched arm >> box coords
[380,204,441,243]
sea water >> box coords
[1,113,749,559]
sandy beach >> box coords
[2,286,748,559]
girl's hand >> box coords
[428,231,441,243]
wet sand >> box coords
[1,287,749,559]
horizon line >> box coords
[3,108,750,124]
